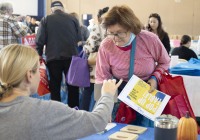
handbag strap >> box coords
[78,50,84,57]
[128,38,136,79]
[78,50,87,59]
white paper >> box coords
[98,123,117,134]
[83,14,87,20]
[170,55,179,68]
[118,75,171,121]
[105,123,117,131]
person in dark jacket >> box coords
[146,13,171,54]
[171,35,198,61]
[36,1,82,107]
[29,17,38,33]
[70,12,90,53]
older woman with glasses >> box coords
[95,5,170,127]
[147,13,171,54]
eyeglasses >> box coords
[106,32,127,39]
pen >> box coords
[74,106,79,110]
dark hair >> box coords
[180,35,191,45]
[103,5,143,35]
[97,7,109,18]
[148,13,166,40]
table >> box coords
[172,74,200,117]
[80,123,200,140]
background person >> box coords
[171,35,198,61]
[70,12,90,53]
[0,2,28,49]
[80,7,109,111]
[36,1,81,107]
[146,13,171,54]
[0,44,122,140]
[29,17,39,34]
[87,19,95,32]
[95,5,170,127]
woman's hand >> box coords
[147,78,157,93]
[101,79,123,96]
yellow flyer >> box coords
[118,75,171,121]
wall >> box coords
[46,0,200,37]
[1,0,38,16]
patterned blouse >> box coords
[83,23,106,83]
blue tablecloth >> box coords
[80,123,200,140]
[170,58,200,76]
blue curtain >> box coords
[38,0,46,20]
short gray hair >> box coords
[51,6,64,13]
[0,2,13,14]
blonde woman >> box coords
[0,44,122,140]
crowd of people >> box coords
[0,1,199,139]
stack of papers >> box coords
[120,125,147,134]
[109,131,138,140]
[108,125,147,140]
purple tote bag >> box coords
[66,51,90,87]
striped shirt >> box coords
[95,30,170,83]
[0,14,28,49]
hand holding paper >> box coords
[118,75,170,121]
[147,78,157,93]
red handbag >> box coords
[37,59,50,96]
[115,102,136,124]
[158,71,200,133]
[158,71,195,118]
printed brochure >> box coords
[118,75,171,121]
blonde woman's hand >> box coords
[101,79,123,96]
